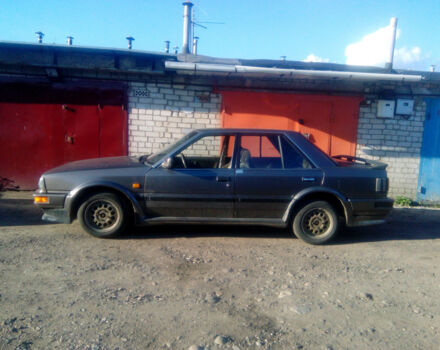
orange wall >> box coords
[220,91,362,156]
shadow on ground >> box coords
[1,198,440,243]
[0,198,52,226]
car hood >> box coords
[45,156,147,174]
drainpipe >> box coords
[164,61,424,82]
[182,1,193,54]
[385,17,398,71]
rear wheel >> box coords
[78,192,128,238]
[292,200,339,244]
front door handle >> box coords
[302,177,316,182]
[216,176,231,182]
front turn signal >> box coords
[34,196,49,204]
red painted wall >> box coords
[0,103,127,189]
[220,91,362,156]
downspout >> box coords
[164,61,424,82]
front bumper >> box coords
[346,197,394,227]
[33,192,71,224]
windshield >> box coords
[145,131,198,164]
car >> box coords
[34,128,393,244]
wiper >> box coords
[138,154,151,163]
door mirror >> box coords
[161,157,173,169]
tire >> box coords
[77,192,128,238]
[292,200,339,245]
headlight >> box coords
[38,176,47,193]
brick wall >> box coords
[127,82,221,156]
[356,98,426,199]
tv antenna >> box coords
[191,4,225,50]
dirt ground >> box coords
[0,192,439,350]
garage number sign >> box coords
[133,89,150,97]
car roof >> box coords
[194,128,298,136]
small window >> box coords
[280,137,312,169]
[239,135,282,169]
[175,134,235,169]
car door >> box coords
[234,133,323,219]
[144,133,236,218]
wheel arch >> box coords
[283,187,351,225]
[66,182,143,223]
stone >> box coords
[188,345,203,350]
[360,292,374,301]
[291,305,311,315]
[278,290,292,299]
[214,335,230,345]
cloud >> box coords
[303,54,330,63]
[345,21,426,69]
[394,46,421,65]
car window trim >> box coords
[236,133,317,170]
[280,135,317,169]
[159,132,238,171]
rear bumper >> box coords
[346,197,394,227]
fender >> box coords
[282,186,352,224]
[65,181,145,223]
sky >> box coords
[1,0,439,71]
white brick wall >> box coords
[127,82,221,156]
[356,98,426,199]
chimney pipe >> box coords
[182,1,193,54]
[385,17,397,71]
[35,31,44,44]
[165,40,170,53]
[67,36,73,46]
[126,36,135,50]
[430,65,436,72]
[173,46,179,54]
[192,36,199,55]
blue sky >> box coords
[1,0,439,70]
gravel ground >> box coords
[0,192,439,350]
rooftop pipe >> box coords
[385,17,398,71]
[182,1,193,54]
[35,31,44,43]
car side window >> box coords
[175,135,235,169]
[280,136,312,169]
[239,135,282,169]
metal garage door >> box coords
[220,91,362,156]
[0,83,127,190]
[417,99,440,202]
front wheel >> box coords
[292,201,340,245]
[78,192,128,238]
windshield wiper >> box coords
[138,154,151,163]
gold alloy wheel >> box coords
[301,208,331,236]
[85,199,120,231]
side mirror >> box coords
[161,157,173,169]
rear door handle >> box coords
[302,177,316,182]
[216,176,231,182]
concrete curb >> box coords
[0,191,34,200]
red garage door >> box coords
[0,103,127,189]
[220,91,362,156]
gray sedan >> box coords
[34,129,393,244]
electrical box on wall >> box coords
[395,99,414,115]
[377,100,395,118]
